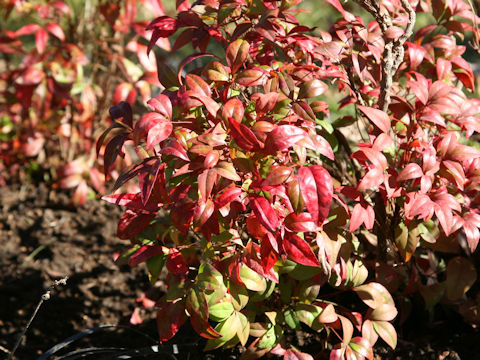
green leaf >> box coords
[284,308,300,330]
[373,321,397,349]
[289,263,322,281]
[394,222,420,262]
[209,302,235,322]
[114,245,140,266]
[197,263,227,305]
[146,254,167,284]
[250,279,275,302]
[294,303,322,327]
[297,279,321,303]
[204,312,240,350]
[186,287,208,320]
[237,311,250,346]
[229,281,249,310]
[240,264,267,292]
[258,326,276,349]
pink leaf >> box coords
[35,28,48,54]
[45,23,65,41]
[284,348,314,360]
[139,0,165,17]
[325,0,355,21]
[397,163,423,182]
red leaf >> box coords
[190,93,220,117]
[226,39,250,74]
[246,214,269,240]
[146,16,177,54]
[177,53,215,84]
[190,311,222,339]
[451,56,475,90]
[385,26,404,39]
[156,301,187,342]
[297,166,333,225]
[160,140,189,161]
[104,134,127,177]
[284,212,317,233]
[109,101,133,127]
[171,202,195,234]
[265,125,306,153]
[185,74,211,97]
[283,233,320,267]
[166,249,188,274]
[243,242,278,283]
[15,24,41,36]
[221,98,244,123]
[406,42,426,69]
[135,112,172,150]
[215,186,243,209]
[397,163,423,182]
[229,117,263,152]
[128,245,164,266]
[349,203,375,232]
[464,212,480,252]
[235,68,267,86]
[407,73,429,105]
[193,199,215,228]
[297,79,328,99]
[103,193,156,212]
[117,210,156,240]
[292,101,316,122]
[252,92,279,116]
[147,94,172,119]
[264,166,293,186]
[261,236,279,275]
[250,196,279,232]
[358,106,391,133]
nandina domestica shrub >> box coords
[0,0,168,204]
[99,0,480,358]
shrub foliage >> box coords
[0,0,168,204]
[7,0,476,358]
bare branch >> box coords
[354,0,416,112]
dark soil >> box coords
[1,184,479,359]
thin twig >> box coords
[9,276,69,360]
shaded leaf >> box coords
[446,257,477,301]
